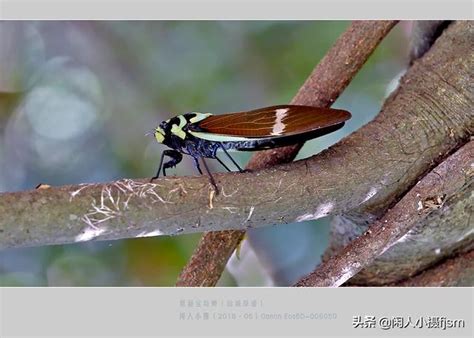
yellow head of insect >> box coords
[154,125,166,143]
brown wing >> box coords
[195,105,351,138]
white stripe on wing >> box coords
[271,108,289,136]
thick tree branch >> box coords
[177,20,399,286]
[294,140,473,287]
[324,21,474,284]
[346,177,472,285]
[175,230,246,286]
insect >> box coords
[151,105,351,191]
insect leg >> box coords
[200,157,219,193]
[192,157,203,175]
[162,150,183,177]
[215,156,232,173]
[151,151,167,181]
[219,143,244,172]
[163,150,183,176]
[151,150,183,182]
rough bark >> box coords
[295,141,473,287]
[324,21,473,284]
[176,230,246,286]
[394,249,474,287]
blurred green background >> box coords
[0,21,409,286]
